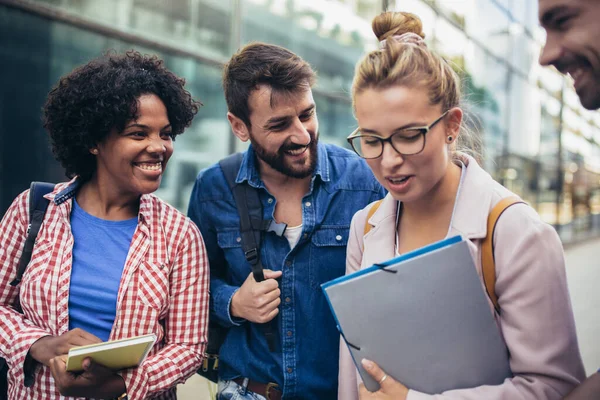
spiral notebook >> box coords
[322,236,512,394]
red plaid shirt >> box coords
[0,181,209,400]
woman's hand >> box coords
[358,359,409,400]
[29,328,102,366]
[49,356,126,399]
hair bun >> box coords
[372,11,425,42]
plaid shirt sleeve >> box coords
[120,218,209,400]
[0,191,52,383]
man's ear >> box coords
[228,112,250,142]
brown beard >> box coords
[250,131,319,179]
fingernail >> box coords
[361,359,374,370]
[82,358,90,369]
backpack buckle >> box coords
[244,248,259,264]
[265,219,287,237]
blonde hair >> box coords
[352,12,482,161]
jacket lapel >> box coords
[449,156,492,241]
[361,194,397,268]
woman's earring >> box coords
[91,148,98,155]
[447,136,454,143]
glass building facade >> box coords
[1,0,599,244]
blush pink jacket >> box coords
[338,155,585,400]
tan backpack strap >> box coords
[363,200,383,236]
[482,196,524,314]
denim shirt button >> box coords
[335,235,342,241]
[285,297,291,303]
[285,260,292,267]
[287,331,293,337]
[236,237,241,243]
[305,201,311,207]
[268,198,273,204]
[287,367,293,373]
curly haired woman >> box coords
[0,51,209,400]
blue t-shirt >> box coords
[68,199,138,341]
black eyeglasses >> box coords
[347,110,449,159]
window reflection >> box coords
[464,42,506,176]
[34,0,233,57]
[2,0,600,242]
[464,0,510,60]
[508,75,541,158]
[434,15,466,60]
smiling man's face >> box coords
[539,0,600,110]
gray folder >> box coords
[322,236,512,394]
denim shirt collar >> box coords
[236,141,331,188]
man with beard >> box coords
[188,42,385,400]
[539,0,600,110]
[538,0,600,398]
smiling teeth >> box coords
[390,177,409,184]
[137,163,162,171]
[286,148,306,155]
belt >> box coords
[232,377,282,400]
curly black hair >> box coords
[43,50,202,180]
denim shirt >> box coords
[188,142,385,399]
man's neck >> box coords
[257,157,312,195]
[256,158,312,227]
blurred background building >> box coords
[1,0,599,244]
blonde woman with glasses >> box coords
[338,11,585,400]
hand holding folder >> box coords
[322,236,512,394]
[359,358,410,399]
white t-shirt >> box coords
[283,224,303,249]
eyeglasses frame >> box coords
[347,109,450,159]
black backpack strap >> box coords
[219,153,287,282]
[218,153,285,351]
[10,182,54,287]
